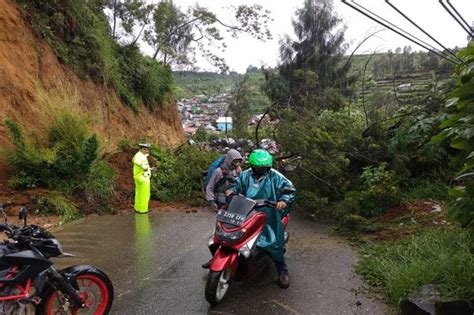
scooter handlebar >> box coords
[255,200,277,208]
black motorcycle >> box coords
[0,204,113,314]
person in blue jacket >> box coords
[227,149,296,288]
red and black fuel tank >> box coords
[4,250,52,268]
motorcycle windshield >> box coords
[227,195,257,217]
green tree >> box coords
[229,76,252,138]
[266,0,353,111]
[105,0,154,44]
[145,1,272,71]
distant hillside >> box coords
[174,70,270,114]
[173,71,240,99]
[347,50,455,107]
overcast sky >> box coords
[164,0,474,72]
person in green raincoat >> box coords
[132,143,153,214]
[227,149,296,288]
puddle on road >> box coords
[51,214,158,293]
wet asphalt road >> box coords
[52,207,386,314]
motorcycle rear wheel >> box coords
[36,271,113,315]
[205,268,231,306]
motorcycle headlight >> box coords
[216,224,245,243]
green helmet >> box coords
[248,149,273,167]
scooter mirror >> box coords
[19,207,27,226]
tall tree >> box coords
[229,76,252,138]
[146,0,191,66]
[145,1,272,71]
[266,0,352,111]
[105,0,154,45]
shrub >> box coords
[401,178,451,202]
[356,228,474,305]
[336,214,378,235]
[115,45,174,110]
[431,43,474,240]
[82,161,116,213]
[341,163,401,217]
[36,193,81,223]
[296,191,329,215]
[278,109,365,202]
[46,112,98,191]
[3,114,117,216]
[4,119,56,189]
[117,138,131,152]
[388,113,450,178]
[4,113,100,192]
[17,0,173,110]
[150,145,219,202]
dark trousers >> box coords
[275,259,288,275]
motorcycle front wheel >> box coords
[205,268,232,306]
[36,270,113,315]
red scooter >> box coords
[204,194,289,306]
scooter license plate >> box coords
[216,209,246,226]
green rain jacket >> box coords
[230,168,296,262]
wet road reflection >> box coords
[134,214,153,280]
[50,209,386,314]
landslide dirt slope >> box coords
[0,0,185,154]
[0,0,185,214]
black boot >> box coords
[278,273,290,288]
[201,259,211,269]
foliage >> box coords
[146,0,192,66]
[342,163,401,217]
[82,161,117,213]
[117,138,131,152]
[36,193,81,223]
[265,0,353,112]
[401,178,451,203]
[150,145,219,202]
[229,76,252,138]
[281,0,351,90]
[337,214,378,235]
[115,45,173,109]
[389,112,450,179]
[432,43,474,237]
[149,146,176,201]
[277,109,365,206]
[144,1,272,71]
[356,228,474,305]
[192,126,210,143]
[3,113,116,212]
[17,0,173,109]
[105,0,154,44]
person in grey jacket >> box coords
[205,149,243,212]
[202,148,243,269]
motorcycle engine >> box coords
[0,287,32,315]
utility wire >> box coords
[385,0,463,63]
[446,0,473,34]
[341,0,459,64]
[439,0,473,39]
[351,1,454,60]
